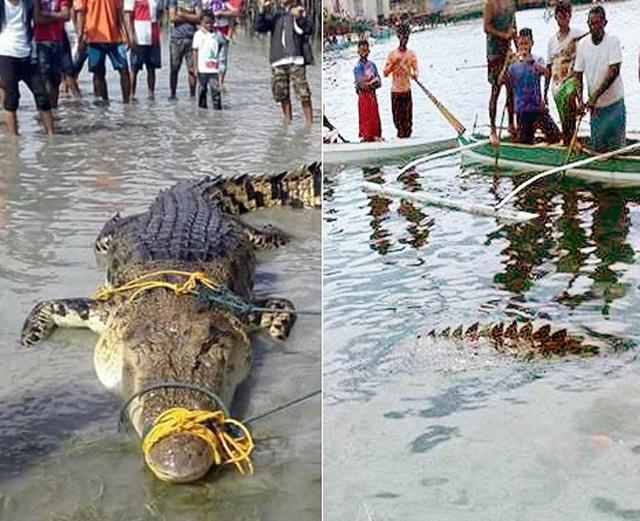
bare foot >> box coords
[490,128,499,147]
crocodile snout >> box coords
[144,433,214,483]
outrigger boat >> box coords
[459,134,640,187]
[324,136,457,166]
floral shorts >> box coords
[271,64,311,103]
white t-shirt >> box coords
[0,0,32,58]
[124,0,159,46]
[574,33,624,108]
[192,27,224,73]
[547,27,583,96]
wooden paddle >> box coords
[495,141,640,210]
[563,111,583,164]
[323,115,349,143]
[413,77,466,135]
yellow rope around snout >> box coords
[142,407,255,481]
[93,270,219,302]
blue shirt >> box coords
[353,58,380,94]
[168,0,199,39]
[507,55,545,114]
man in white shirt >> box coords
[0,0,54,134]
[574,5,625,152]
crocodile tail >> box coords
[200,163,322,214]
[434,320,598,356]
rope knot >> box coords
[142,407,254,480]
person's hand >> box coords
[577,99,588,116]
[260,0,271,12]
[127,35,137,50]
[290,6,303,18]
[77,34,86,53]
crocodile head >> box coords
[101,291,253,483]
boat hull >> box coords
[459,135,640,187]
[324,137,458,167]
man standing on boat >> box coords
[574,5,625,152]
[545,1,583,146]
[483,0,516,146]
[506,28,560,145]
[383,23,418,139]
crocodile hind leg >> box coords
[21,298,110,347]
[246,298,297,340]
[238,221,289,249]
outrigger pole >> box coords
[362,182,538,223]
[397,139,490,176]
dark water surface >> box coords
[324,3,640,520]
[0,33,321,521]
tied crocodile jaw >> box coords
[21,164,321,483]
[425,321,600,358]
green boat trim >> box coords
[458,134,640,186]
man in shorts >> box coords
[574,5,625,152]
[124,0,163,99]
[33,0,71,108]
[0,0,55,134]
[255,0,313,126]
[75,0,131,103]
[483,0,516,145]
[167,0,200,98]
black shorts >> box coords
[36,42,63,87]
[60,31,75,75]
[130,44,161,72]
[0,54,51,112]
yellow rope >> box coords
[142,407,254,481]
[93,270,219,302]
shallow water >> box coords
[0,32,321,521]
[324,3,640,520]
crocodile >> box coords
[421,321,602,358]
[20,163,321,483]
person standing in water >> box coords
[0,0,55,134]
[255,0,314,126]
[353,39,382,142]
[483,0,516,145]
[383,23,418,139]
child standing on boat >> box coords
[354,40,382,142]
[383,23,418,138]
[506,28,560,144]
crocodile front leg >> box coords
[246,298,297,340]
[21,298,110,347]
[237,221,289,250]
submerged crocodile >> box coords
[21,163,321,483]
[421,321,602,358]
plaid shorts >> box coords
[271,63,311,103]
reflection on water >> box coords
[324,3,640,520]
[0,33,320,521]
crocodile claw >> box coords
[21,300,57,347]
